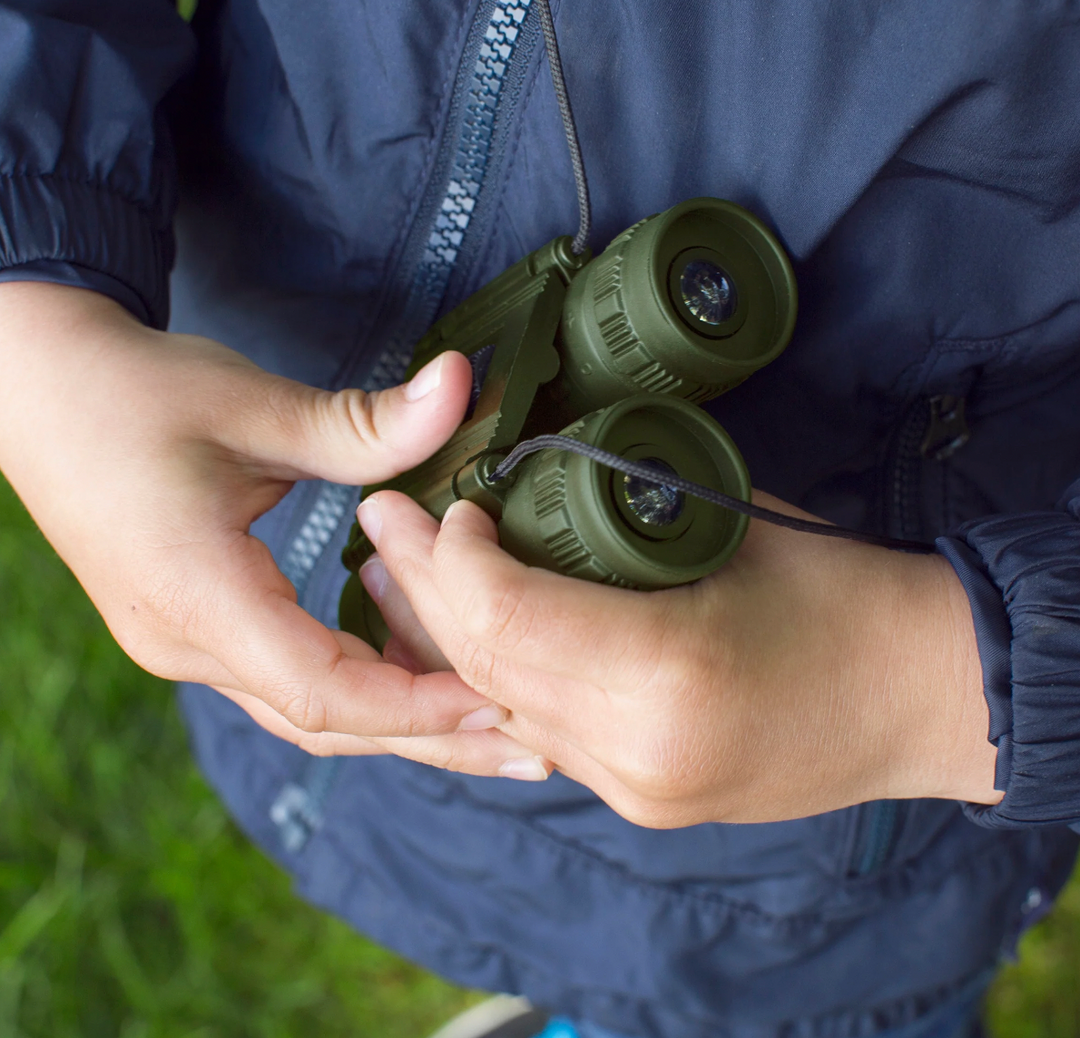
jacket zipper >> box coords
[278,482,357,596]
[850,800,898,877]
[271,0,544,853]
[339,0,544,394]
[887,399,928,541]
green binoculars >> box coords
[339,197,798,650]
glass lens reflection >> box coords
[623,458,684,526]
[679,259,737,325]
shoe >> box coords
[427,995,580,1038]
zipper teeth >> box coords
[272,4,541,852]
[282,0,540,607]
[270,758,343,855]
[855,800,899,877]
[364,0,536,393]
[278,482,356,599]
[889,403,927,540]
[425,3,531,271]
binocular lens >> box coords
[556,197,797,412]
[679,260,737,326]
[623,459,685,526]
[497,394,750,589]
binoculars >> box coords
[339,197,797,650]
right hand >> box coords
[0,282,546,772]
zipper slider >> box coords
[920,394,970,461]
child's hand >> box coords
[0,282,537,763]
[357,488,1003,822]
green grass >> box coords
[0,469,1076,1036]
[988,879,1080,1037]
[0,475,478,1037]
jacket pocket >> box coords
[845,800,903,878]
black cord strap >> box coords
[535,0,592,255]
[491,435,936,554]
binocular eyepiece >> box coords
[340,198,797,650]
[497,394,751,588]
[557,196,796,411]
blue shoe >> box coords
[427,996,580,1038]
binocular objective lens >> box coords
[623,459,685,527]
[679,259,737,325]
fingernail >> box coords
[458,703,509,731]
[357,497,382,545]
[359,556,388,603]
[441,499,467,527]
[404,354,445,402]
[498,756,550,782]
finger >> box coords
[221,677,709,822]
[368,728,555,781]
[359,554,453,672]
[381,636,429,676]
[228,351,474,485]
[354,501,497,678]
[190,532,507,738]
[218,679,556,782]
[213,684,391,757]
[356,492,528,692]
[360,492,614,737]
[427,499,688,691]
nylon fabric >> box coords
[4,0,1080,1034]
[944,513,1080,828]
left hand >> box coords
[357,489,1003,827]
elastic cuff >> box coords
[938,513,1080,828]
[935,537,1013,792]
[0,260,150,325]
[0,173,172,328]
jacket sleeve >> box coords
[937,479,1080,829]
[0,0,196,328]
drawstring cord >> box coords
[490,435,936,553]
[536,0,591,254]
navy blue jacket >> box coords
[4,1,1080,1034]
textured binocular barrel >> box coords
[338,196,796,650]
[556,197,797,413]
[498,395,751,590]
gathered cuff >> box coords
[0,260,151,325]
[0,173,172,328]
[937,513,1080,828]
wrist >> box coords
[884,551,1001,805]
[0,280,153,480]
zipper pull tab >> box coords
[920,394,970,461]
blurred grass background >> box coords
[0,465,1077,1037]
[0,476,478,1037]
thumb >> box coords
[243,351,474,484]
